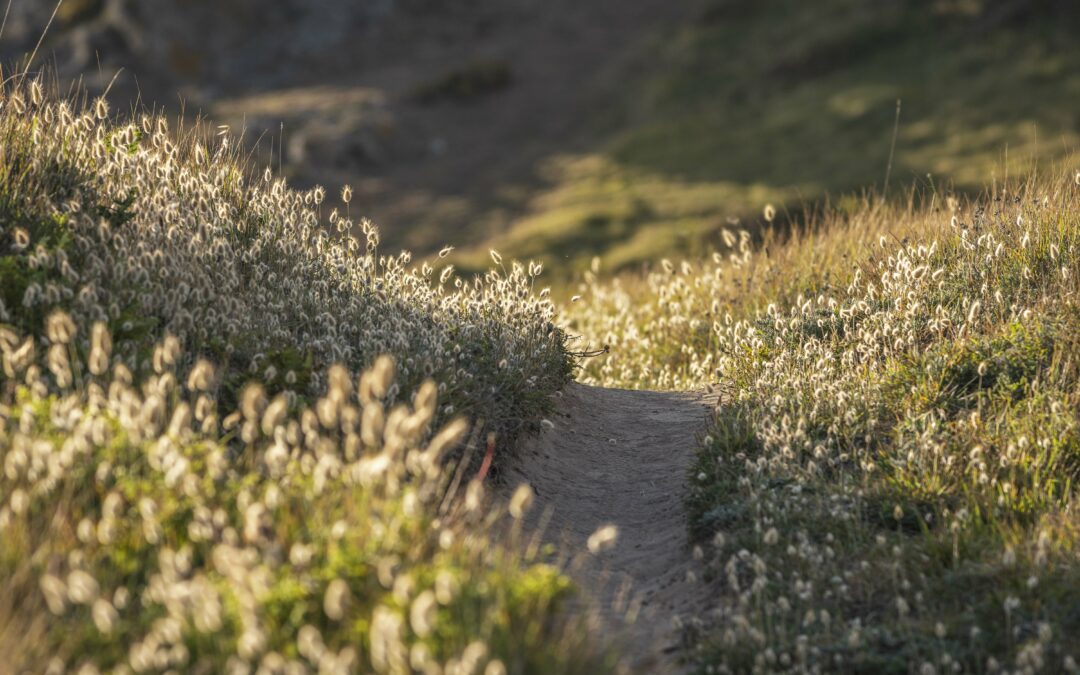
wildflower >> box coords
[1004,595,1021,613]
[40,575,68,615]
[11,227,30,251]
[369,606,405,673]
[261,396,289,436]
[113,587,129,610]
[341,185,353,203]
[238,627,267,661]
[9,489,29,515]
[324,579,350,621]
[433,572,461,608]
[66,570,99,605]
[91,599,118,635]
[362,403,386,446]
[587,524,618,553]
[371,355,395,399]
[461,642,489,674]
[185,358,214,388]
[896,596,909,616]
[46,311,77,344]
[410,590,438,637]
[241,383,268,422]
[509,484,534,519]
[289,543,313,568]
[88,322,112,375]
[297,625,325,661]
[1038,623,1052,641]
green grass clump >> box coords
[567,173,1080,671]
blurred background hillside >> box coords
[5,0,1079,277]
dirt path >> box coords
[501,383,715,674]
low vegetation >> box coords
[0,77,571,449]
[4,14,1080,667]
[566,174,1080,672]
[0,79,611,674]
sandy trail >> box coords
[501,383,715,674]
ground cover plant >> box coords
[0,79,612,674]
[565,173,1080,672]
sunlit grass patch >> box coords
[566,169,1080,671]
[0,326,610,673]
[0,76,572,458]
[0,77,609,674]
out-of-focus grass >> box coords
[460,0,1080,280]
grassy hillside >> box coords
[0,79,571,447]
[4,3,1080,668]
[0,79,611,674]
[460,0,1080,278]
[565,171,1080,671]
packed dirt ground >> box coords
[502,385,717,673]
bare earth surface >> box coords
[501,384,716,674]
